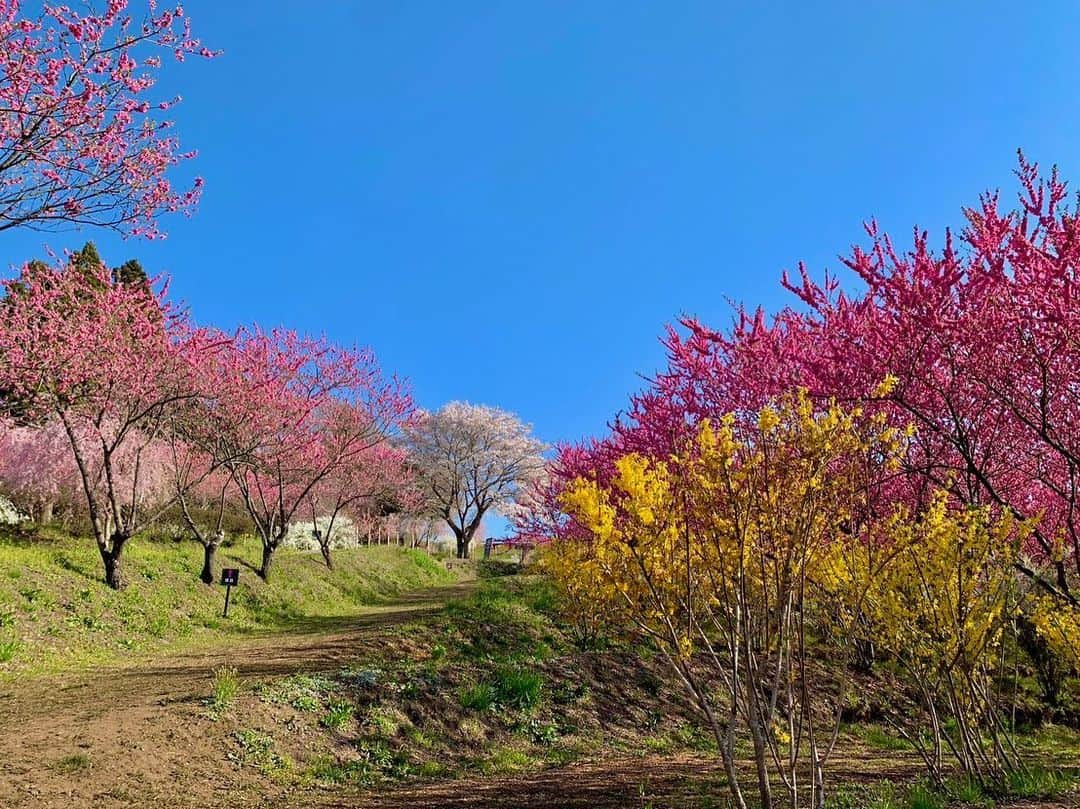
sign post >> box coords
[221,568,239,617]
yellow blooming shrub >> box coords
[1029,595,1080,671]
[553,389,904,809]
[828,491,1031,786]
[837,493,1024,669]
[549,383,1067,797]
[537,532,619,647]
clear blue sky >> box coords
[5,1,1080,450]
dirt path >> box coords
[341,753,922,809]
[309,753,1077,809]
[0,581,475,809]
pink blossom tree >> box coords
[0,1,215,238]
[0,255,223,587]
[0,418,79,522]
[216,329,412,580]
[773,156,1080,606]
[558,154,1080,609]
[305,441,414,569]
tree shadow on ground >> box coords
[327,753,929,809]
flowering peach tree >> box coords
[0,0,215,237]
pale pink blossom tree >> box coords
[0,418,78,522]
[404,402,546,559]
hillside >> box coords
[0,525,454,679]
[1,555,1076,809]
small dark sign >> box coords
[220,568,239,618]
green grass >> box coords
[365,705,401,737]
[1017,723,1080,759]
[828,782,900,809]
[229,729,290,775]
[207,664,240,720]
[257,672,337,712]
[494,665,544,709]
[904,782,946,809]
[944,775,990,806]
[305,741,412,786]
[850,723,913,751]
[320,699,354,730]
[459,681,498,712]
[457,667,543,713]
[1002,765,1076,799]
[444,575,561,664]
[478,746,536,775]
[0,525,455,679]
[52,753,92,774]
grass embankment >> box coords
[208,568,711,787]
[0,524,454,679]
[210,568,1080,808]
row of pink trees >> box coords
[0,255,414,588]
[0,3,430,588]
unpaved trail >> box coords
[0,581,475,809]
[345,754,1078,809]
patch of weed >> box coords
[207,665,239,720]
[852,723,913,751]
[944,775,990,806]
[52,753,91,774]
[365,705,401,737]
[229,729,289,775]
[905,782,945,809]
[459,682,497,712]
[321,699,355,730]
[1002,765,1076,799]
[494,665,543,709]
[258,673,335,712]
[479,747,535,775]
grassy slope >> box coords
[209,571,1080,808]
[0,524,453,679]
[212,570,713,787]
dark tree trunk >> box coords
[102,533,129,590]
[200,539,219,585]
[319,542,334,570]
[259,542,275,580]
[456,535,470,559]
[40,501,54,525]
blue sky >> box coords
[6,1,1080,453]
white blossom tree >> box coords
[403,402,546,558]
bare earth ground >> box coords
[0,582,473,809]
[0,581,1075,809]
